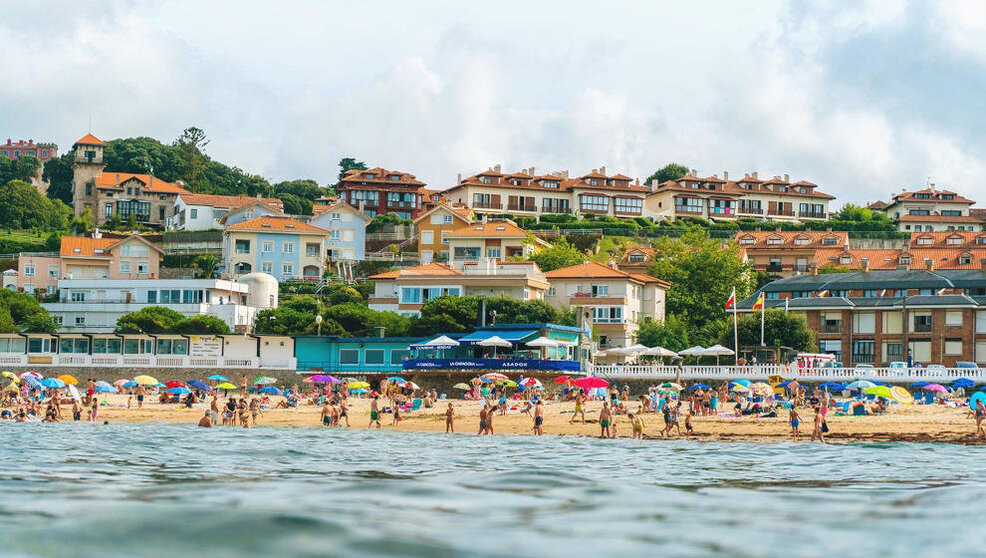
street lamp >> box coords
[315,314,323,336]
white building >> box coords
[43,277,277,333]
[307,200,369,261]
[170,193,285,231]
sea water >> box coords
[0,422,984,557]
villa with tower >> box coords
[71,133,190,229]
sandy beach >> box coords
[79,394,986,444]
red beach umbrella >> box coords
[574,377,609,389]
[164,381,185,389]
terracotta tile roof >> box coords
[445,220,528,238]
[897,214,983,223]
[735,230,848,248]
[339,167,425,187]
[369,262,461,280]
[813,249,904,271]
[181,193,283,210]
[629,273,671,287]
[812,247,986,271]
[94,172,189,194]
[544,261,669,287]
[654,174,835,200]
[74,133,105,146]
[791,180,817,187]
[736,175,763,183]
[412,203,474,225]
[448,169,647,194]
[60,237,117,257]
[892,188,975,205]
[225,216,329,234]
[909,231,986,248]
[619,247,657,265]
[867,200,890,210]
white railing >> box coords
[0,354,287,370]
[586,364,986,383]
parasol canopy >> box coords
[477,336,512,348]
[678,346,707,357]
[525,337,560,348]
[216,382,237,390]
[133,375,159,386]
[643,346,679,357]
[574,376,609,389]
[57,374,78,385]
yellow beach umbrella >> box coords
[889,386,913,404]
[348,381,370,389]
[57,374,79,386]
[216,382,237,390]
[133,375,159,386]
[2,371,19,383]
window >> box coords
[48,267,58,278]
[261,241,274,253]
[862,290,878,298]
[912,314,932,333]
[351,190,378,205]
[60,338,89,353]
[916,236,933,246]
[306,243,320,257]
[794,236,810,246]
[235,239,251,254]
[960,255,972,265]
[190,208,198,219]
[884,342,904,363]
[421,231,434,245]
[580,195,609,212]
[767,237,783,246]
[946,236,963,245]
[613,197,642,214]
[674,197,703,213]
[942,210,962,216]
[945,310,963,326]
[330,230,340,240]
[592,307,624,323]
[909,209,930,216]
[116,200,151,221]
[945,339,964,356]
[137,262,149,274]
[262,262,273,273]
[28,337,53,353]
[390,349,409,364]
[822,313,841,333]
[547,287,556,296]
[738,236,755,245]
[331,212,341,220]
[364,349,385,365]
[852,340,875,363]
[486,248,501,259]
[899,256,911,265]
[157,338,189,355]
[591,285,610,297]
[75,316,86,326]
[182,290,203,303]
[282,242,295,254]
[853,313,875,334]
[339,349,359,364]
[120,261,131,274]
[70,292,86,302]
[821,236,838,246]
[92,338,122,354]
[282,263,294,277]
[104,203,113,217]
[453,247,481,260]
[442,215,453,224]
[24,265,35,277]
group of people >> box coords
[197,394,261,428]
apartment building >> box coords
[0,138,57,162]
[43,278,270,333]
[412,203,475,264]
[15,234,163,294]
[170,193,284,231]
[444,165,650,219]
[543,261,670,350]
[646,171,834,223]
[737,269,986,366]
[736,229,849,277]
[868,187,981,232]
[222,216,330,281]
[71,133,189,227]
[367,260,549,317]
[810,231,986,272]
[307,200,369,261]
[335,167,427,219]
[444,219,548,269]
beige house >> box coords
[368,261,549,317]
[412,203,474,264]
[543,261,670,350]
[444,219,548,269]
[868,187,981,232]
[16,234,163,294]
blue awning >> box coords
[458,329,538,345]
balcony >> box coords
[765,264,785,273]
[473,202,502,210]
[912,324,932,334]
[822,323,841,334]
[569,294,628,306]
[507,204,537,212]
[674,207,704,215]
[737,207,764,216]
[768,208,796,217]
[799,211,827,220]
[541,206,570,214]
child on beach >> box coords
[369,395,381,429]
[571,391,586,423]
[88,398,98,422]
[684,411,693,437]
[790,407,801,441]
[446,403,455,433]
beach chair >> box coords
[411,398,422,412]
[852,404,868,416]
[439,393,446,400]
[924,392,934,405]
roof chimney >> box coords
[494,164,501,173]
[752,171,758,179]
[599,165,606,176]
[115,173,120,186]
[925,258,934,271]
[529,166,535,175]
[861,258,869,272]
[784,174,789,182]
[810,263,818,276]
[723,171,728,180]
[690,168,697,176]
[256,193,262,200]
[775,227,782,233]
[457,173,461,183]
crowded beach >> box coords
[3,369,986,444]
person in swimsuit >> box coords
[599,401,612,438]
[811,406,826,444]
[135,385,146,409]
[369,395,381,429]
[571,391,587,423]
[628,412,644,439]
[320,401,333,426]
[224,398,236,426]
[198,410,213,428]
[790,407,801,441]
[88,399,98,422]
[684,410,693,436]
[339,398,350,427]
[210,395,220,424]
[392,400,401,426]
[478,404,488,435]
[445,403,455,433]
[72,399,82,421]
[485,405,495,434]
[976,400,986,439]
[533,400,544,435]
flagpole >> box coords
[760,303,765,346]
[731,287,738,363]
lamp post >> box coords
[316,314,323,336]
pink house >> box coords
[16,234,162,294]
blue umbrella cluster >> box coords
[951,378,975,388]
[187,379,211,391]
[818,381,846,391]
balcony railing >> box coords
[737,207,763,215]
[473,202,502,210]
[822,324,841,334]
[541,206,570,214]
[765,264,785,273]
[768,208,796,217]
[675,207,704,214]
[799,211,827,219]
[507,204,537,212]
[913,324,932,333]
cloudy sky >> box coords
[3,0,985,206]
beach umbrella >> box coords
[889,386,913,404]
[478,335,512,357]
[216,382,237,390]
[348,381,370,389]
[523,378,543,387]
[453,383,471,390]
[134,375,158,386]
[553,376,570,383]
[309,374,340,384]
[863,386,893,399]
[730,379,752,387]
[846,380,875,390]
[1,371,17,382]
[749,382,774,397]
[259,386,283,396]
[95,380,113,388]
[731,384,750,393]
[40,378,66,389]
[188,379,211,391]
[25,376,43,390]
[113,379,129,387]
[406,381,421,390]
[689,383,712,390]
[818,381,846,391]
[122,381,138,388]
[592,350,608,358]
[702,344,735,365]
[661,382,683,391]
[164,381,185,389]
[420,335,460,347]
[678,346,707,357]
[387,376,407,384]
[481,373,510,382]
[57,374,78,386]
[911,381,930,388]
[168,386,192,395]
[951,378,975,388]
[20,371,43,380]
[777,380,792,388]
[970,392,986,410]
[526,337,560,348]
[574,376,609,389]
[354,388,368,394]
[95,385,118,394]
[207,374,229,381]
[155,383,166,388]
[643,346,679,358]
[495,380,517,388]
[67,385,81,401]
[923,384,949,394]
[253,376,277,385]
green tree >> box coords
[635,314,690,351]
[0,309,17,333]
[274,179,325,203]
[22,312,59,334]
[42,153,75,204]
[0,154,42,185]
[0,180,71,230]
[174,315,231,334]
[526,236,585,272]
[721,309,816,351]
[173,127,209,189]
[648,229,753,335]
[327,286,363,305]
[192,254,220,278]
[818,263,851,274]
[834,203,872,222]
[366,212,410,233]
[70,208,95,235]
[336,157,367,185]
[644,163,689,186]
[277,192,312,215]
[115,306,186,333]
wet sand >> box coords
[84,395,986,444]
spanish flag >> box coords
[724,287,736,310]
[752,292,765,310]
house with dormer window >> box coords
[868,187,981,232]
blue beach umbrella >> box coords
[168,387,192,395]
[777,380,792,387]
[818,381,846,390]
[207,374,229,381]
[123,381,138,388]
[911,381,930,388]
[40,378,66,389]
[951,378,975,388]
[188,379,211,391]
[95,385,118,394]
[730,379,752,387]
[970,392,986,409]
[258,386,283,396]
[388,376,407,384]
[689,383,712,390]
[846,380,875,390]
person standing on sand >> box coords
[198,410,213,428]
[599,401,612,438]
[684,410,693,437]
[571,391,587,423]
[628,412,644,439]
[790,407,801,441]
[446,403,455,433]
[72,399,82,421]
[320,400,332,427]
[210,394,220,424]
[240,375,248,398]
[976,400,986,439]
[339,398,350,427]
[811,406,826,443]
[135,384,145,409]
[369,395,381,429]
[485,404,496,434]
[533,400,544,435]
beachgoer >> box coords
[599,401,612,438]
[320,401,332,427]
[976,400,986,439]
[369,395,381,429]
[198,411,213,428]
[72,399,82,422]
[445,403,455,433]
[210,395,220,424]
[790,407,801,441]
[88,398,98,422]
[478,403,488,435]
[485,404,495,434]
[571,391,586,423]
[240,375,248,398]
[684,410,693,436]
[135,384,145,409]
[629,412,644,439]
[533,400,544,435]
[811,406,826,443]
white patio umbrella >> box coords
[625,343,649,354]
[702,344,735,365]
[605,347,629,356]
[478,335,512,357]
[643,346,679,357]
[422,335,460,347]
[678,346,707,362]
[525,337,560,347]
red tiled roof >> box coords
[545,261,670,286]
[897,214,983,223]
[735,230,848,248]
[892,188,975,204]
[368,262,461,280]
[339,167,425,187]
[225,216,329,233]
[74,133,105,146]
[814,247,986,271]
[181,193,283,210]
[94,172,189,194]
[60,237,117,257]
[445,220,528,238]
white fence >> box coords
[0,354,297,370]
[586,364,984,384]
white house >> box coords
[307,200,369,261]
[170,193,285,231]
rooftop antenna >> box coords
[88,112,92,133]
